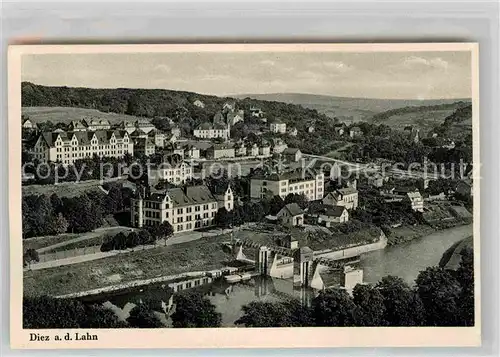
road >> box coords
[25,225,249,271]
[304,154,444,180]
[37,226,133,253]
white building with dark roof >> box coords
[250,167,324,201]
[148,154,194,185]
[33,130,133,165]
[317,205,349,226]
[277,203,304,228]
[82,118,111,131]
[131,185,234,233]
[322,187,359,210]
[193,123,230,140]
[270,119,287,134]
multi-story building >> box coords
[193,99,205,108]
[68,120,87,132]
[147,129,165,147]
[250,143,259,156]
[349,126,362,138]
[250,106,264,118]
[32,130,133,165]
[234,142,247,156]
[133,137,155,156]
[250,167,324,201]
[270,138,288,154]
[283,148,302,162]
[116,121,136,134]
[227,111,244,126]
[322,187,359,210]
[181,144,200,159]
[287,127,298,136]
[404,191,424,212]
[82,118,111,131]
[193,123,230,140]
[206,143,235,159]
[22,118,37,130]
[259,143,271,156]
[269,119,287,134]
[130,185,234,233]
[149,154,194,185]
[135,119,156,134]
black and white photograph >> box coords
[10,43,479,347]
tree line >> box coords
[23,245,473,328]
[22,184,132,238]
[99,222,173,252]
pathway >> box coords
[26,225,249,271]
[37,226,133,253]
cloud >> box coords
[309,60,353,73]
[154,64,171,73]
[403,56,449,70]
[259,59,276,66]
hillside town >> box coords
[20,50,474,330]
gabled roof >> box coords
[162,153,185,168]
[135,119,154,126]
[167,185,217,208]
[270,118,285,124]
[280,203,304,217]
[131,128,147,137]
[407,191,423,200]
[337,187,358,195]
[322,205,347,217]
[283,148,301,155]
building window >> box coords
[177,208,183,215]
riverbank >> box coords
[360,223,473,285]
[24,234,234,297]
[387,219,471,246]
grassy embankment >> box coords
[386,202,473,245]
[237,223,381,252]
[24,234,233,297]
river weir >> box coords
[78,224,473,327]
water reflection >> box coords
[82,275,316,327]
[81,224,473,327]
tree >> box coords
[312,289,356,327]
[236,300,312,327]
[267,195,285,215]
[63,194,103,233]
[157,221,174,246]
[23,248,39,269]
[352,284,387,326]
[126,231,140,249]
[284,193,308,209]
[127,304,163,328]
[171,291,221,328]
[416,267,462,326]
[113,232,128,250]
[376,276,425,326]
[214,207,234,229]
[23,296,126,328]
[138,229,154,246]
[455,247,474,326]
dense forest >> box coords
[22,82,331,132]
[371,101,471,123]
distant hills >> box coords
[235,92,470,126]
[22,83,471,137]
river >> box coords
[359,224,473,285]
[84,224,473,327]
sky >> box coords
[22,51,472,100]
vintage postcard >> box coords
[9,43,480,349]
